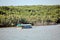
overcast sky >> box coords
[0,0,60,6]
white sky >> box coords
[0,0,60,6]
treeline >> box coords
[0,5,60,27]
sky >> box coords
[0,0,60,6]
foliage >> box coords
[0,5,60,27]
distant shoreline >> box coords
[0,5,60,6]
[0,24,60,28]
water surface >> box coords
[0,25,60,40]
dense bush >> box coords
[0,5,60,27]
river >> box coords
[0,24,60,40]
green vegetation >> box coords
[0,5,60,27]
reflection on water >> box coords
[0,25,60,40]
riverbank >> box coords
[0,24,60,28]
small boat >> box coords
[17,24,32,29]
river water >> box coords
[0,25,60,40]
